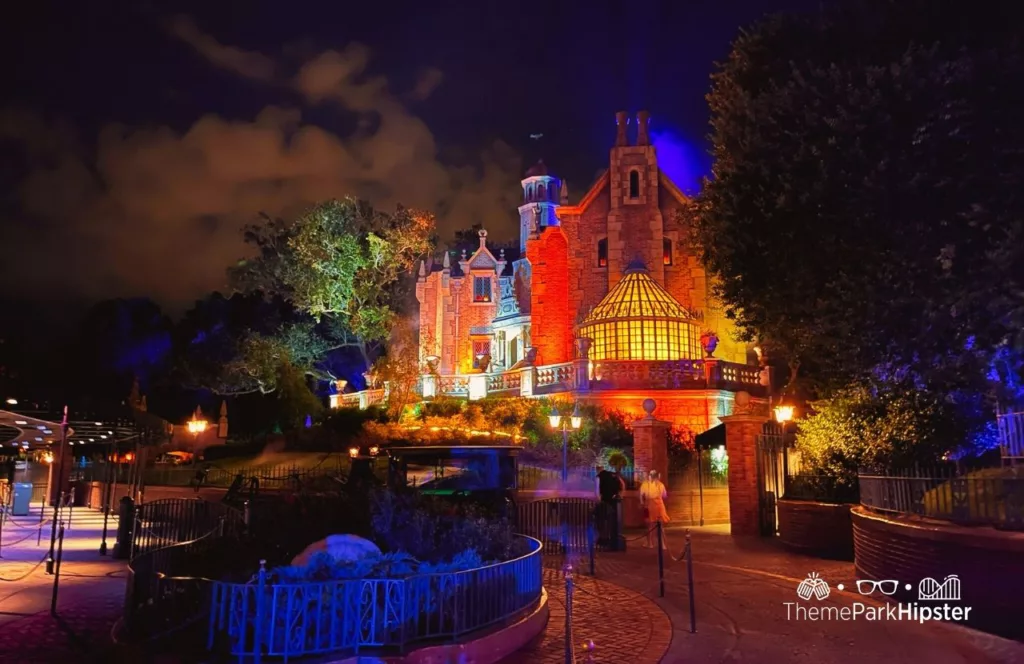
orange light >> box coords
[125,452,135,462]
[187,419,208,435]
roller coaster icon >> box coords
[918,575,961,601]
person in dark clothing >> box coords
[595,465,625,548]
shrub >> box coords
[796,383,971,486]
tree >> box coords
[370,318,422,421]
[694,0,1024,401]
[232,198,435,370]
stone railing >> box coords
[591,359,704,389]
[487,371,522,394]
[533,362,576,395]
[334,358,763,410]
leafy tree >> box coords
[370,319,422,422]
[694,0,1024,401]
[232,198,435,370]
[275,360,324,430]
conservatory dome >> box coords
[577,260,702,362]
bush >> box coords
[796,382,972,486]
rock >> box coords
[290,534,382,567]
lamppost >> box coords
[773,405,794,425]
[187,414,208,466]
[548,403,583,482]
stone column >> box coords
[574,337,592,392]
[632,399,669,481]
[721,409,769,537]
[520,346,538,397]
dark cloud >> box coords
[1,21,521,313]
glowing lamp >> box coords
[548,408,561,429]
[774,405,794,424]
[570,403,582,430]
[187,419,208,435]
[348,446,360,458]
[43,452,54,464]
[5,398,16,405]
[369,446,380,456]
[125,452,134,462]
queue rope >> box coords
[0,550,49,582]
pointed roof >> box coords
[580,261,697,325]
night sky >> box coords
[1,0,824,316]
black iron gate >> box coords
[515,497,607,554]
[755,422,787,536]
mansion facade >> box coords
[409,111,765,433]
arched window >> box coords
[597,238,608,267]
[629,171,640,199]
[663,238,673,266]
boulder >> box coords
[290,534,382,567]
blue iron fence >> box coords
[858,466,1024,530]
[207,536,543,661]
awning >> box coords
[695,423,725,449]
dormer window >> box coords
[663,238,673,266]
[597,238,608,267]
[473,276,492,302]
[629,171,640,199]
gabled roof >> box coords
[556,168,691,216]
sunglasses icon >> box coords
[856,580,899,596]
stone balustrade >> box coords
[333,359,763,410]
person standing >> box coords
[639,470,670,550]
[595,465,624,547]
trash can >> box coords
[12,482,33,516]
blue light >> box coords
[651,128,709,196]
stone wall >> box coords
[721,413,767,537]
[852,506,1024,640]
[582,389,734,434]
[777,499,853,560]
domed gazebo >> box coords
[577,259,703,361]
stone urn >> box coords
[700,331,719,358]
[424,355,440,375]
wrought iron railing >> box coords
[124,499,245,639]
[858,467,1024,530]
[997,409,1024,461]
[206,536,543,661]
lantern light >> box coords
[6,398,17,405]
[369,446,380,456]
[548,407,561,429]
[570,402,582,430]
[774,405,795,424]
[349,446,360,458]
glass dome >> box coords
[577,261,702,361]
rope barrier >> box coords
[0,550,49,582]
[0,520,54,547]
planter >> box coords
[777,499,853,560]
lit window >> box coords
[472,340,490,368]
[629,171,640,199]
[473,276,492,302]
[597,238,608,267]
[663,238,673,266]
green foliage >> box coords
[275,361,323,430]
[370,319,422,421]
[232,198,435,348]
[695,1,1024,398]
[796,383,967,485]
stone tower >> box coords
[518,160,562,251]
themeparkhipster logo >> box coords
[785,572,973,624]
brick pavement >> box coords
[500,566,673,664]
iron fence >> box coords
[124,499,245,639]
[517,465,641,490]
[858,466,1024,530]
[206,536,543,661]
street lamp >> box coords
[549,402,583,482]
[187,416,208,465]
[5,398,17,405]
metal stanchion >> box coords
[686,530,697,633]
[99,458,112,555]
[657,520,665,598]
[50,521,66,616]
[36,492,44,545]
[564,563,575,664]
[587,510,596,577]
[45,491,63,574]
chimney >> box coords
[614,111,629,147]
[478,228,488,250]
[636,111,651,146]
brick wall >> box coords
[583,390,735,434]
[526,227,571,365]
[777,499,853,560]
[853,507,1024,640]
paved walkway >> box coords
[0,505,126,663]
[535,525,1024,664]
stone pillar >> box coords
[721,410,769,537]
[520,346,538,397]
[632,399,669,481]
[468,373,487,401]
[574,337,592,392]
[421,373,437,399]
